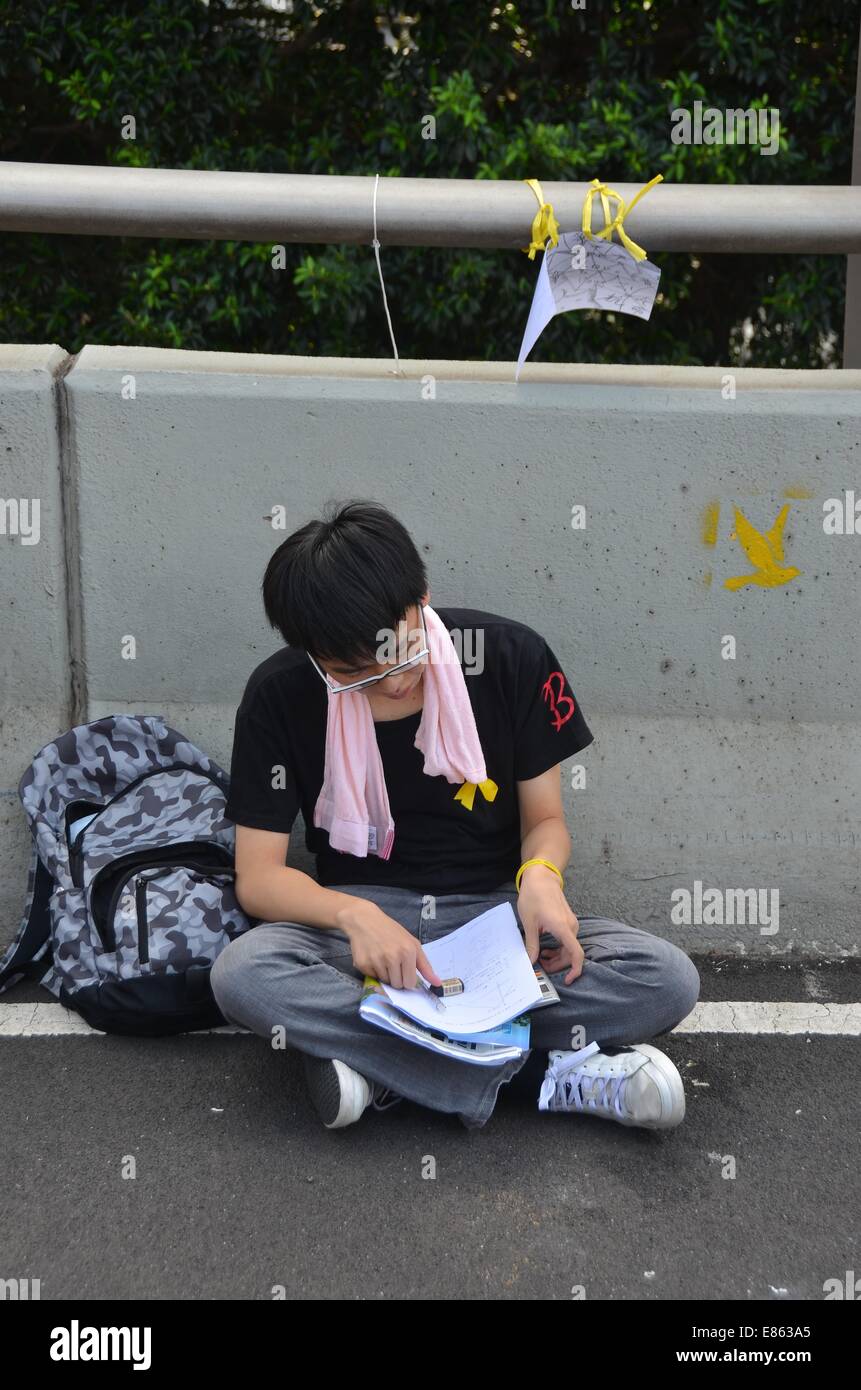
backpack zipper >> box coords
[133,863,236,967]
[136,876,153,965]
[94,844,235,952]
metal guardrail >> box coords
[2,162,861,252]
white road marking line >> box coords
[674,1001,861,1035]
[0,1000,858,1037]
[0,1004,244,1037]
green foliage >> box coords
[0,0,856,366]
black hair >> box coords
[261,499,429,666]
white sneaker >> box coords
[301,1055,403,1130]
[537,1041,686,1130]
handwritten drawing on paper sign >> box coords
[516,230,661,380]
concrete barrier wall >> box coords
[2,345,860,954]
[0,345,71,939]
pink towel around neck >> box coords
[312,603,492,859]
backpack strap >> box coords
[0,835,55,994]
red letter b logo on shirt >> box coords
[542,671,576,731]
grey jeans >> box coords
[209,882,701,1130]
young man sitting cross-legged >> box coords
[211,500,700,1131]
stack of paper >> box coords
[358,902,559,1067]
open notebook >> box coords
[359,901,560,1066]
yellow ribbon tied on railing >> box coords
[454,777,499,812]
[521,178,560,260]
[581,173,664,262]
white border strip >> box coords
[675,1001,861,1035]
[0,1001,858,1038]
[0,1004,243,1037]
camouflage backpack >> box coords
[0,714,256,1035]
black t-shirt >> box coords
[224,607,593,895]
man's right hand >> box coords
[335,898,444,991]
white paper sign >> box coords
[516,229,661,380]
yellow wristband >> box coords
[515,858,564,892]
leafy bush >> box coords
[0,0,856,366]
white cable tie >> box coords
[372,173,403,376]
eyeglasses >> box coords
[306,603,430,694]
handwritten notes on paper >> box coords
[379,902,547,1036]
[516,229,661,380]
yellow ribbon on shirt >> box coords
[581,173,663,262]
[454,777,499,811]
[521,178,560,260]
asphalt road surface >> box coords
[1,956,858,1301]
